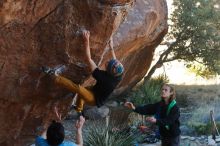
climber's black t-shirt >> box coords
[92,68,122,107]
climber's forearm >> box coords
[88,58,97,72]
[85,39,97,72]
[109,37,116,59]
[110,48,116,59]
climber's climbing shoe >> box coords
[41,65,66,76]
[53,65,67,76]
[41,66,54,75]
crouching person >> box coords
[35,106,85,146]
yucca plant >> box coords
[126,74,169,105]
[84,116,138,146]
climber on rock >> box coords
[41,30,124,115]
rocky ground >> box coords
[60,84,220,146]
[62,113,220,146]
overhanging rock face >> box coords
[0,0,168,145]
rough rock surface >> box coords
[0,0,168,145]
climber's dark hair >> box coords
[46,120,65,145]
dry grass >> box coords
[175,84,220,135]
[175,84,220,107]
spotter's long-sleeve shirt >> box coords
[134,100,181,138]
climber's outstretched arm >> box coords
[109,37,116,60]
[83,30,97,72]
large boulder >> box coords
[112,0,168,94]
[0,0,168,145]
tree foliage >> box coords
[145,0,220,81]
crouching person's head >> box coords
[47,121,65,145]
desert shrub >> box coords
[187,98,220,135]
[188,122,220,135]
[125,74,169,105]
[84,114,139,146]
[190,122,211,135]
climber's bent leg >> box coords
[55,75,96,111]
[74,86,96,112]
[54,75,81,93]
[78,86,96,105]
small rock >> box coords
[105,101,118,107]
[216,136,220,139]
[208,138,216,146]
[189,137,196,141]
[215,138,220,143]
[83,106,109,120]
[181,135,190,140]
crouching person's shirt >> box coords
[35,136,77,146]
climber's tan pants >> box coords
[54,75,96,112]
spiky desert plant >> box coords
[126,74,169,105]
[84,115,138,146]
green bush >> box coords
[84,116,138,146]
[188,122,220,135]
[186,98,220,135]
[190,122,211,135]
[125,74,169,105]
